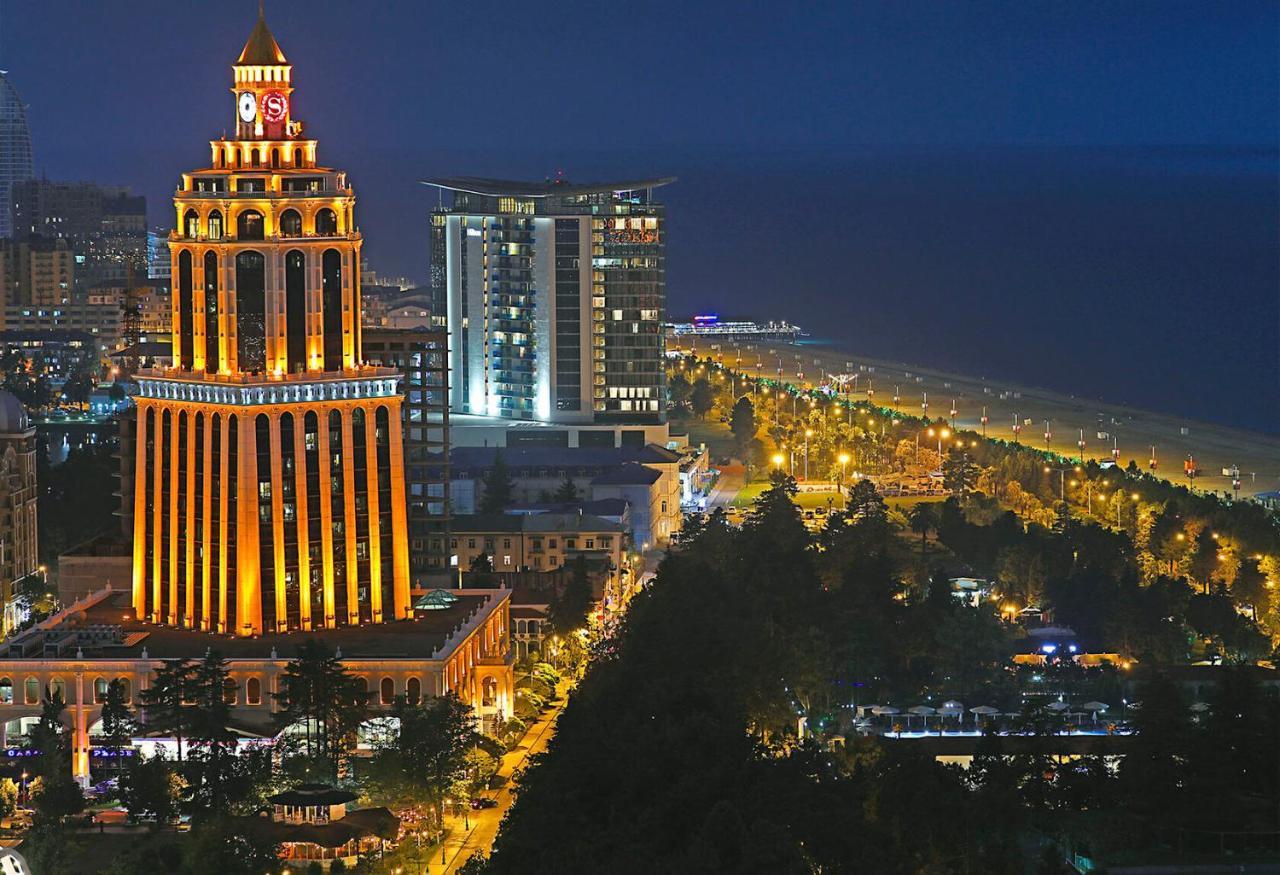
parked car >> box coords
[470,797,499,810]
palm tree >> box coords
[909,503,936,556]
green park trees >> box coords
[689,377,715,420]
[367,693,478,828]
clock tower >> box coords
[130,10,411,637]
[233,10,297,140]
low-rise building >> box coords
[0,585,515,783]
[449,511,625,577]
[450,445,681,548]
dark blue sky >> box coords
[4,1,1277,429]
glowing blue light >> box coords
[1041,643,1057,654]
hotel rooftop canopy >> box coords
[421,176,676,198]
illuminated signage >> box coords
[261,91,289,123]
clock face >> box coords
[238,91,257,123]
[261,91,289,124]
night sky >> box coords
[5,1,1277,430]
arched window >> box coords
[94,677,109,704]
[204,251,219,370]
[235,149,242,169]
[270,148,280,169]
[218,149,226,169]
[235,251,266,372]
[23,677,38,705]
[183,209,199,238]
[279,209,302,237]
[251,148,260,167]
[237,210,264,241]
[482,676,498,707]
[178,250,193,370]
[48,678,65,703]
[315,208,338,236]
[116,677,131,703]
[379,677,394,705]
[321,249,343,369]
[406,677,421,705]
[0,678,11,705]
[285,250,306,372]
[246,677,262,705]
[208,210,223,239]
[293,147,304,167]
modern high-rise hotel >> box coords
[129,13,411,636]
[426,177,672,430]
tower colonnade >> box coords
[130,9,410,637]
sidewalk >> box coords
[428,682,568,874]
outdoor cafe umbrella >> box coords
[870,706,900,716]
[1081,701,1109,724]
[1045,701,1070,712]
[908,705,935,730]
[970,705,999,724]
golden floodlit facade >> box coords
[130,13,410,636]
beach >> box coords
[676,336,1280,499]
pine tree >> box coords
[549,556,594,635]
[141,658,197,764]
[99,679,136,781]
[479,450,515,514]
[185,650,238,813]
[276,639,369,781]
[553,474,581,504]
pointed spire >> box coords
[237,5,287,65]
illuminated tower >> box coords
[130,11,410,636]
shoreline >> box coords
[676,336,1280,497]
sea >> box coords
[656,145,1280,435]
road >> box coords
[429,683,567,873]
[706,461,745,508]
[678,337,1280,498]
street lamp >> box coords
[803,429,813,481]
[937,427,950,458]
[837,452,850,495]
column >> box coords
[131,404,148,619]
[317,411,336,628]
[151,409,164,623]
[342,244,358,369]
[386,399,411,619]
[364,407,382,623]
[268,412,287,631]
[237,412,262,636]
[71,673,89,787]
[201,410,214,630]
[293,417,312,630]
[341,408,358,625]
[218,413,230,633]
[192,254,206,372]
[184,411,197,628]
[167,411,181,625]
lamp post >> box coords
[838,452,850,497]
[803,429,813,480]
[937,427,950,458]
